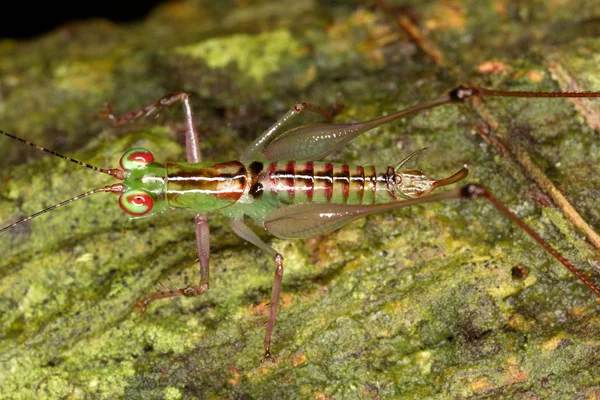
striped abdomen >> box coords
[248,161,398,205]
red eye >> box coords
[119,148,155,170]
[119,190,154,216]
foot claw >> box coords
[100,103,118,125]
[261,350,275,364]
[135,300,148,316]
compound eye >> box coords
[119,148,155,170]
[119,190,154,216]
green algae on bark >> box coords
[1,1,600,399]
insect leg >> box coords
[102,91,204,162]
[461,184,600,299]
[103,92,186,124]
[135,93,211,312]
[181,92,210,298]
[241,102,339,162]
[230,219,283,362]
[264,185,600,299]
[263,195,461,240]
[194,214,210,293]
[262,85,600,162]
[263,95,453,161]
[136,214,211,313]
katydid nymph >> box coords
[2,86,600,362]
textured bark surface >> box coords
[1,1,599,398]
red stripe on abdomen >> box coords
[339,164,350,203]
[285,161,295,199]
[263,162,396,205]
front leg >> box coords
[136,214,211,312]
[231,219,284,362]
[103,91,203,163]
[132,92,212,311]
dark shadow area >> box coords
[0,1,170,39]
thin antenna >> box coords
[0,131,124,180]
[0,184,123,234]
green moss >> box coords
[176,30,302,83]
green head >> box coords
[118,148,169,217]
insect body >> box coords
[2,88,600,362]
[125,157,465,224]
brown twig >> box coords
[547,60,600,132]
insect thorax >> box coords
[165,161,247,212]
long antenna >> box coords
[0,184,124,234]
[0,131,124,180]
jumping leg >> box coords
[241,102,341,162]
[263,184,600,300]
[259,85,600,162]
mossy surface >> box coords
[1,1,599,399]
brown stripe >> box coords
[215,183,246,201]
[286,161,295,198]
[295,161,314,201]
[338,164,350,203]
[308,161,315,201]
[166,161,246,203]
[357,165,365,204]
[173,161,244,179]
[385,166,397,199]
[370,166,377,204]
[323,163,334,202]
[267,162,277,193]
[166,192,179,202]
[216,165,246,201]
[215,191,244,200]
